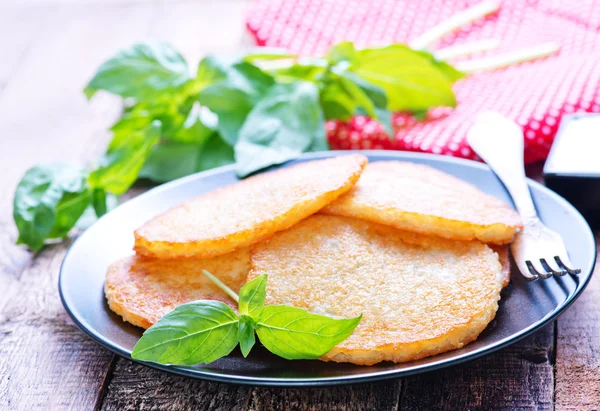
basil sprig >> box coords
[131,273,361,365]
[13,41,463,251]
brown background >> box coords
[1,0,598,409]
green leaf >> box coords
[85,42,191,100]
[91,188,108,217]
[76,192,118,230]
[198,62,275,145]
[327,41,356,64]
[238,316,256,358]
[340,72,394,136]
[243,48,295,62]
[89,121,161,195]
[256,306,361,360]
[319,69,394,136]
[196,55,234,85]
[110,110,153,133]
[338,76,377,118]
[238,275,267,318]
[234,81,324,177]
[339,71,387,109]
[131,300,239,365]
[374,107,394,137]
[320,78,356,121]
[168,103,214,145]
[415,49,466,82]
[412,110,428,121]
[195,134,235,171]
[14,164,91,251]
[269,60,327,83]
[306,128,330,152]
[139,133,234,183]
[138,142,201,183]
[349,44,459,111]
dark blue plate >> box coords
[59,151,596,386]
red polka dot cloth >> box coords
[247,0,600,163]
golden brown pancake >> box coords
[491,245,511,287]
[248,215,504,365]
[105,248,250,329]
[321,161,522,244]
[134,154,368,259]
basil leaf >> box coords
[243,48,295,62]
[349,44,459,111]
[234,81,324,177]
[198,62,275,145]
[168,103,214,145]
[111,110,153,133]
[340,71,387,109]
[269,61,327,83]
[85,42,190,100]
[91,188,108,217]
[339,71,394,136]
[256,306,361,360]
[374,107,394,137]
[320,70,393,136]
[320,78,356,121]
[306,128,330,152]
[196,134,235,171]
[415,49,465,82]
[88,121,161,195]
[76,192,118,230]
[327,41,356,64]
[238,274,267,318]
[140,133,234,183]
[131,300,239,365]
[14,164,90,251]
[238,316,256,358]
[413,110,428,121]
[196,55,234,85]
[139,142,200,183]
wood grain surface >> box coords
[1,1,598,410]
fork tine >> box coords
[514,258,538,281]
[526,260,552,279]
[540,258,567,277]
[555,256,582,275]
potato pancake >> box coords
[321,161,522,244]
[248,215,504,365]
[491,245,511,287]
[105,248,250,329]
[135,154,367,259]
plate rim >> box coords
[59,150,597,387]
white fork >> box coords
[467,112,582,281]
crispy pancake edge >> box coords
[105,249,250,329]
[322,161,522,244]
[248,215,505,366]
[134,154,368,259]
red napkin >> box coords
[247,0,600,163]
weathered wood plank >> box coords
[101,359,252,411]
[555,239,600,410]
[399,325,554,410]
[0,3,55,309]
[0,243,116,410]
[100,358,401,411]
[247,382,401,411]
[0,2,157,409]
[0,4,53,95]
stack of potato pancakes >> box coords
[105,154,520,365]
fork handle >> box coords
[467,112,538,220]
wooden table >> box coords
[1,0,599,409]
